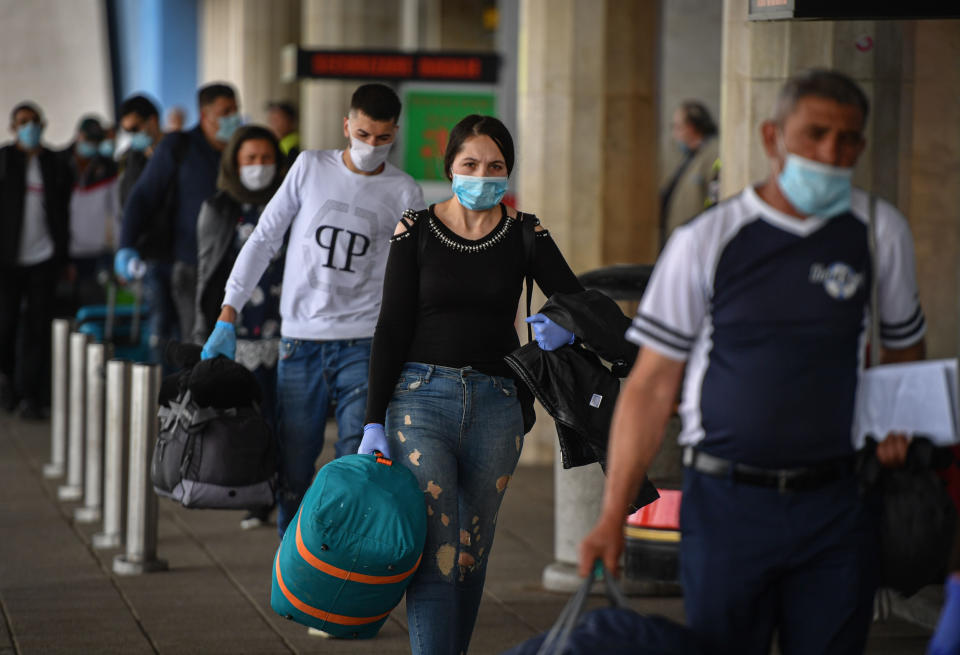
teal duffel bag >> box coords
[270,451,426,638]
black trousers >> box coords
[0,259,57,405]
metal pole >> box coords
[93,359,130,548]
[113,363,167,574]
[44,319,70,478]
[75,343,108,523]
[57,332,89,501]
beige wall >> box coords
[0,0,113,147]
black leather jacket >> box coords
[506,289,658,510]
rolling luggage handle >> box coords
[536,561,627,655]
[98,268,145,347]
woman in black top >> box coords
[360,115,582,655]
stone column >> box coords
[299,0,402,150]
[905,20,960,358]
[516,0,659,591]
[200,0,301,125]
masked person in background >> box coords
[360,114,584,655]
[201,83,425,540]
[115,83,241,361]
[193,125,285,530]
[0,101,71,418]
[62,115,120,310]
[660,100,720,247]
[580,69,926,655]
[117,94,163,208]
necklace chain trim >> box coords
[427,214,515,253]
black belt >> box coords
[682,447,854,493]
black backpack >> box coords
[859,436,957,596]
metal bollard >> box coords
[57,332,89,501]
[75,343,108,523]
[43,319,71,478]
[93,360,130,548]
[113,363,167,574]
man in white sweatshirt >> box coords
[201,84,425,536]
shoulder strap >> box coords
[519,212,538,343]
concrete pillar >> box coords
[905,20,960,358]
[516,0,659,591]
[200,0,301,126]
[719,2,960,359]
[300,0,402,150]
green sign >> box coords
[403,90,497,181]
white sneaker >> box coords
[307,627,335,638]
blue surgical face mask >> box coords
[77,141,99,159]
[216,113,242,143]
[17,122,42,149]
[776,136,854,218]
[451,174,508,211]
[98,139,115,158]
[129,131,153,152]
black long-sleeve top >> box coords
[364,204,584,425]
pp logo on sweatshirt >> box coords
[315,225,369,272]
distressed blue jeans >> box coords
[385,363,525,655]
[275,337,370,537]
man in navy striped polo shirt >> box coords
[580,70,926,654]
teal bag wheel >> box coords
[270,452,427,638]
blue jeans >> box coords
[142,261,177,364]
[275,337,370,536]
[385,363,525,655]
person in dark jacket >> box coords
[194,124,284,529]
[114,82,241,362]
[0,101,72,418]
[117,94,163,209]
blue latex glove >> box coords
[525,313,575,351]
[114,247,145,282]
[358,423,391,459]
[201,320,236,360]
[928,573,960,655]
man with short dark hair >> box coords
[0,101,72,418]
[660,100,721,245]
[115,82,240,359]
[580,69,926,654]
[117,94,162,207]
[202,83,425,537]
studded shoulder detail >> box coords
[390,208,423,243]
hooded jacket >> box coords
[505,289,658,510]
[193,126,283,342]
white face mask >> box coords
[239,163,276,191]
[348,134,392,172]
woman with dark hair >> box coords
[194,124,285,529]
[360,114,583,654]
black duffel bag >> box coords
[151,354,276,509]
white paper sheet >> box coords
[853,358,959,448]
